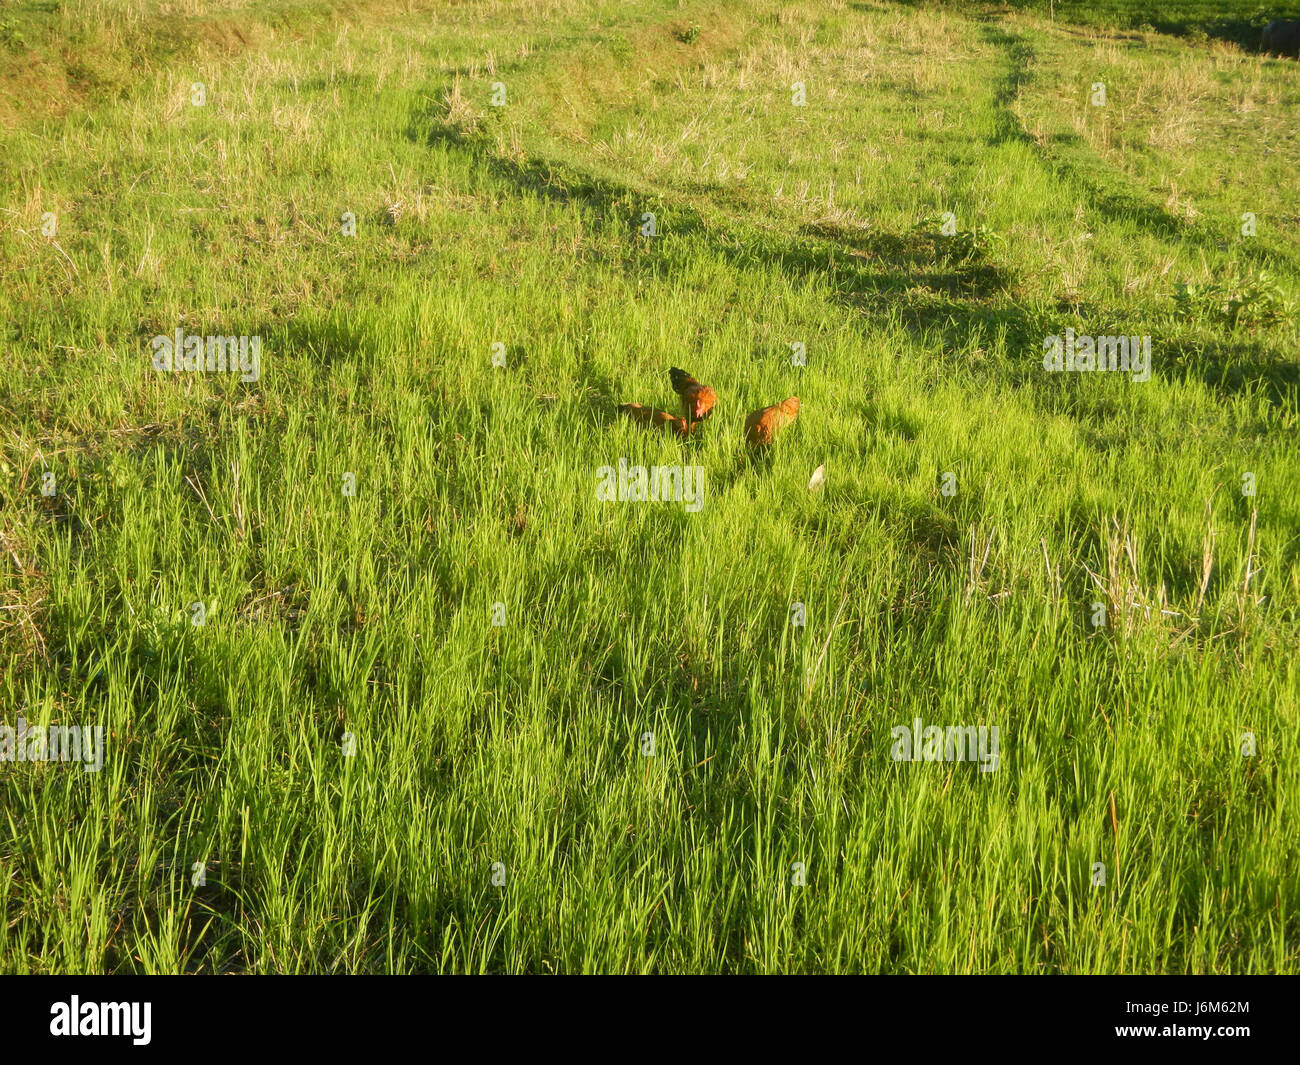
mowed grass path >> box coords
[0,0,1297,973]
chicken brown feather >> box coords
[743,397,800,447]
[619,402,692,437]
[668,367,716,427]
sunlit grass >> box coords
[0,0,1297,973]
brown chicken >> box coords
[669,367,716,428]
[743,397,800,447]
[619,403,692,437]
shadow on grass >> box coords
[988,0,1292,51]
[407,121,1039,354]
[1162,335,1300,409]
[404,109,1300,476]
[980,22,1299,300]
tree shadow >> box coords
[990,1,1280,51]
[979,23,1295,281]
[1162,335,1299,409]
[408,106,1296,414]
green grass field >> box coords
[1,0,1297,974]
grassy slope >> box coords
[0,0,1297,973]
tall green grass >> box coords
[0,0,1296,973]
